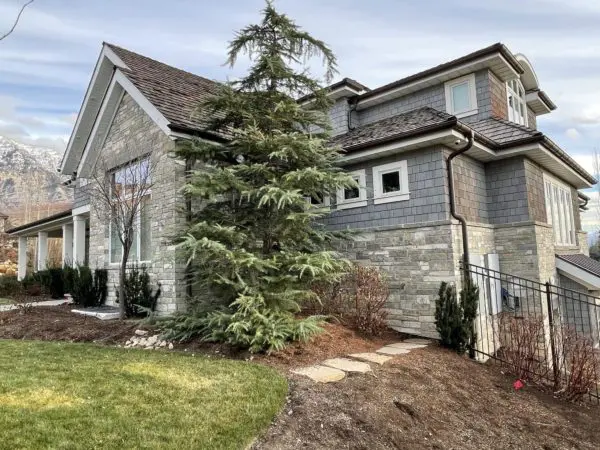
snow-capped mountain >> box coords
[0,135,72,210]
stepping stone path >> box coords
[292,338,433,383]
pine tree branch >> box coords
[0,0,34,42]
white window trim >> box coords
[336,169,367,210]
[444,74,478,118]
[372,160,410,205]
[303,195,331,210]
[543,172,576,247]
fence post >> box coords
[545,282,560,388]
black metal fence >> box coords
[465,263,600,403]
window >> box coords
[444,74,478,118]
[506,79,528,126]
[544,174,575,246]
[303,194,331,209]
[109,159,152,263]
[336,169,367,209]
[373,160,409,204]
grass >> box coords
[0,340,287,449]
[0,298,14,305]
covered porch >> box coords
[6,206,90,280]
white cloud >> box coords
[566,128,581,140]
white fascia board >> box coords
[356,53,519,110]
[77,69,173,178]
[498,143,593,189]
[337,129,458,165]
[72,205,91,216]
[61,44,131,174]
[7,215,74,237]
[556,259,600,290]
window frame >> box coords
[506,79,528,126]
[108,158,153,265]
[543,173,576,247]
[336,169,367,210]
[444,74,478,118]
[372,160,410,204]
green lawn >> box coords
[0,340,287,449]
[0,298,13,305]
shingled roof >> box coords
[556,254,600,279]
[330,107,456,150]
[106,44,224,138]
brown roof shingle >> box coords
[106,43,225,139]
[557,254,600,279]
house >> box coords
[6,42,597,339]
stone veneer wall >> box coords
[87,93,187,314]
[337,222,458,338]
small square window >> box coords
[373,161,409,205]
[336,169,367,210]
[445,74,478,118]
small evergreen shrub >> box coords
[435,278,479,356]
[115,265,160,317]
[0,276,22,297]
[47,268,65,299]
[71,267,108,307]
[62,266,77,295]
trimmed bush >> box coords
[116,265,160,317]
[71,267,108,307]
[48,268,65,299]
[0,275,22,297]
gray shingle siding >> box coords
[452,154,488,223]
[329,99,350,136]
[324,146,448,231]
[485,157,530,224]
[73,184,90,209]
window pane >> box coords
[452,82,470,112]
[344,186,359,200]
[382,171,401,193]
[140,197,152,261]
[110,221,122,264]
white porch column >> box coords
[73,215,86,266]
[62,223,74,266]
[37,231,48,271]
[17,236,27,281]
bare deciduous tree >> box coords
[90,149,158,319]
[0,0,34,42]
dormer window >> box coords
[444,74,478,118]
[507,79,528,126]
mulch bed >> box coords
[254,345,600,450]
[0,305,139,344]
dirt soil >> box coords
[0,305,138,344]
[254,345,600,450]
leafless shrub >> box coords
[555,327,600,402]
[310,264,389,336]
[498,313,549,382]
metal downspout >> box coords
[447,130,474,272]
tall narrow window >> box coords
[507,79,528,126]
[544,174,575,246]
[109,158,152,263]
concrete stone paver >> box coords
[387,342,427,350]
[292,365,346,383]
[404,338,433,345]
[349,352,392,365]
[0,298,72,312]
[376,346,412,356]
[322,358,371,373]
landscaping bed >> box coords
[0,305,137,344]
[254,345,600,450]
[0,340,286,449]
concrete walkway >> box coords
[0,298,72,312]
[291,338,432,383]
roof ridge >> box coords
[104,42,220,86]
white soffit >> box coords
[556,259,600,290]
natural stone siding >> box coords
[337,222,458,338]
[87,93,187,314]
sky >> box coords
[2,0,600,228]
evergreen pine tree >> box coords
[173,1,356,352]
